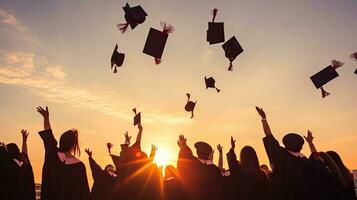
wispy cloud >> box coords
[0,7,190,125]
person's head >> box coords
[194,141,212,160]
[282,133,304,152]
[164,165,178,179]
[326,151,353,188]
[6,143,20,160]
[59,129,80,156]
[240,146,261,176]
[105,164,116,174]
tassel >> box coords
[191,111,194,119]
[132,108,137,114]
[114,66,117,73]
[186,93,191,101]
[155,57,161,65]
[160,21,175,34]
[215,87,221,93]
[212,8,218,22]
[321,87,330,98]
[228,60,233,71]
[331,60,343,69]
[117,23,129,33]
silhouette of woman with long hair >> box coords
[37,106,90,200]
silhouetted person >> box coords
[0,129,36,200]
[227,136,271,200]
[260,164,272,179]
[163,165,187,200]
[85,148,118,200]
[177,135,223,200]
[326,151,357,200]
[37,106,90,200]
[256,106,321,200]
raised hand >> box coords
[304,130,314,144]
[21,129,29,141]
[124,131,131,145]
[217,144,223,153]
[177,135,187,148]
[0,142,7,151]
[255,106,266,120]
[151,144,158,153]
[138,123,143,132]
[230,136,236,149]
[85,148,92,158]
[107,143,113,154]
[37,106,49,118]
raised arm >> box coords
[255,106,272,136]
[150,144,158,162]
[37,106,51,130]
[217,144,223,172]
[227,137,239,172]
[85,148,103,182]
[304,130,317,153]
[136,123,143,144]
[21,129,29,155]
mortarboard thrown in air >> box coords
[351,51,357,61]
[132,108,141,126]
[222,36,244,71]
[118,3,147,33]
[207,8,225,45]
[351,52,357,74]
[143,22,174,65]
[184,93,196,119]
[310,60,343,98]
[111,44,125,73]
[204,76,221,93]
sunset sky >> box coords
[1,0,357,184]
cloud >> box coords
[0,7,190,125]
[45,65,66,79]
[0,8,32,41]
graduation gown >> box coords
[39,129,90,200]
[88,157,118,200]
[177,144,223,200]
[226,148,272,200]
[163,177,188,200]
[0,147,36,200]
[263,134,322,200]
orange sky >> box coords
[0,0,357,185]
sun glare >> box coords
[154,148,171,167]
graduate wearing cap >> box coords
[256,107,323,200]
[0,130,36,200]
[177,135,223,200]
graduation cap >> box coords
[110,44,125,73]
[204,76,221,93]
[118,3,147,33]
[184,93,196,119]
[355,68,357,74]
[222,36,244,71]
[207,8,225,45]
[351,51,357,61]
[143,22,174,64]
[194,141,213,154]
[310,60,343,98]
[282,133,304,153]
[132,108,141,126]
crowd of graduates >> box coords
[0,106,356,200]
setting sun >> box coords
[153,148,171,167]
